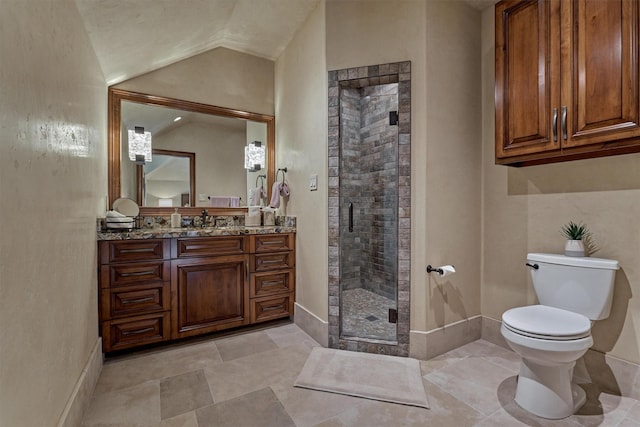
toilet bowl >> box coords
[501,253,619,419]
[501,305,593,419]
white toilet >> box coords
[501,253,619,419]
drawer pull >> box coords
[552,107,558,142]
[262,305,281,312]
[262,240,282,245]
[120,270,156,277]
[561,105,568,140]
[121,327,155,336]
[120,247,156,254]
[260,259,282,265]
[121,296,154,305]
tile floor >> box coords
[341,288,396,341]
[82,322,640,426]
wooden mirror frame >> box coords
[108,88,275,216]
[136,149,196,208]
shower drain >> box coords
[365,315,379,321]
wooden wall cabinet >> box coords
[495,0,640,166]
[98,233,295,352]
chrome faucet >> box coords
[201,209,208,227]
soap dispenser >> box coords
[171,208,181,228]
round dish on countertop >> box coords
[112,197,140,217]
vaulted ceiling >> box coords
[75,0,321,84]
[75,0,496,86]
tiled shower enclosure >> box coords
[328,61,411,356]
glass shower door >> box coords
[339,83,399,343]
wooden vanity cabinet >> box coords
[495,0,640,165]
[98,239,171,352]
[98,233,295,352]
[249,234,295,323]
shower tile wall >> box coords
[339,88,362,292]
[339,84,398,301]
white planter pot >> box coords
[564,240,585,257]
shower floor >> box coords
[341,288,397,341]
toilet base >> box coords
[514,358,586,419]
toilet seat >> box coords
[502,305,591,341]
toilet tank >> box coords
[527,253,619,320]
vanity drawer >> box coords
[99,239,170,264]
[175,236,247,258]
[250,252,294,272]
[101,283,170,320]
[250,233,294,253]
[102,312,170,352]
[250,294,294,323]
[100,261,170,288]
[251,270,294,298]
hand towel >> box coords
[269,182,281,208]
[209,196,230,207]
[249,187,261,206]
[106,210,127,218]
[105,217,134,223]
[269,182,290,208]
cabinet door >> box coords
[495,0,561,161]
[171,255,249,338]
[562,0,640,148]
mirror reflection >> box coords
[120,100,267,208]
[138,149,195,207]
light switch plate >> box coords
[199,193,208,202]
[309,174,318,191]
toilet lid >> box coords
[502,305,591,340]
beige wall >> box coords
[481,7,640,364]
[423,0,483,331]
[275,1,328,319]
[114,47,275,116]
[303,0,482,332]
[0,0,107,425]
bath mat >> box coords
[294,347,429,409]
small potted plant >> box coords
[561,220,596,257]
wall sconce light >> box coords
[244,141,265,172]
[128,126,152,165]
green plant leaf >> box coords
[560,220,589,240]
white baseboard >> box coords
[294,302,329,347]
[56,337,103,427]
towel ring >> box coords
[277,167,288,183]
[255,174,266,187]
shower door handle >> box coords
[348,202,353,232]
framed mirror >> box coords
[136,149,195,208]
[108,88,275,216]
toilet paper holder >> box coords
[426,264,456,276]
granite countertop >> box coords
[97,225,296,241]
